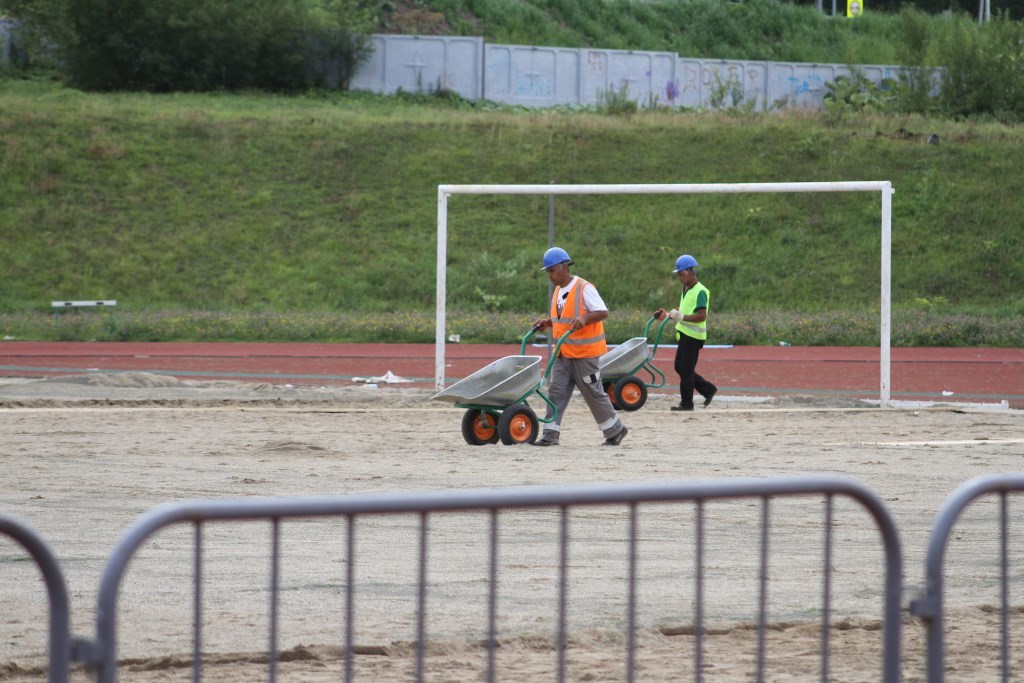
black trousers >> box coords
[674,333,716,409]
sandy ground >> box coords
[1,372,1024,681]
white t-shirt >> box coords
[555,276,607,314]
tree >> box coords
[0,0,378,91]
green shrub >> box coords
[707,70,756,113]
[932,12,1024,121]
[0,0,377,92]
[597,82,638,116]
[892,6,939,113]
[63,0,285,90]
[823,69,897,122]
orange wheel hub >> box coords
[620,383,642,405]
[473,413,497,440]
[507,414,534,442]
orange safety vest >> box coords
[550,278,607,358]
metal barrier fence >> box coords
[16,473,1024,681]
[0,513,71,683]
[911,473,1024,683]
[73,475,903,682]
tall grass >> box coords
[6,308,1021,347]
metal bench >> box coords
[51,299,117,335]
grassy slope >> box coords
[407,0,905,65]
[3,80,1022,322]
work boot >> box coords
[533,432,559,447]
[670,403,694,412]
[601,425,628,446]
[703,386,718,407]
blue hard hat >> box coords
[541,247,574,270]
[673,254,698,273]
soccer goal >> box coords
[435,182,895,406]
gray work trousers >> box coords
[542,355,623,440]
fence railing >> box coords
[910,473,1024,683]
[3,475,904,682]
[8,474,1024,681]
[0,513,71,683]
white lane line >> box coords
[824,439,1024,446]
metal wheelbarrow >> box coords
[431,327,574,446]
[599,315,672,411]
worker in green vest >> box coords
[655,254,718,411]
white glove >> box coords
[668,308,683,321]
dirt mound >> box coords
[0,372,440,409]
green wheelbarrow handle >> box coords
[520,326,575,424]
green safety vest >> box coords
[676,282,709,341]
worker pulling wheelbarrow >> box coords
[599,314,673,411]
[431,327,574,446]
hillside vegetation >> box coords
[1,77,1022,346]
[2,0,1023,345]
[5,0,1024,119]
[384,0,908,64]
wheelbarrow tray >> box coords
[431,355,543,408]
[599,337,651,380]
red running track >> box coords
[1,341,1022,408]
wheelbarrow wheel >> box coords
[498,405,539,445]
[614,375,647,411]
[461,409,500,445]
[604,381,622,410]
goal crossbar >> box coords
[436,181,895,406]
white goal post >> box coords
[436,182,895,407]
